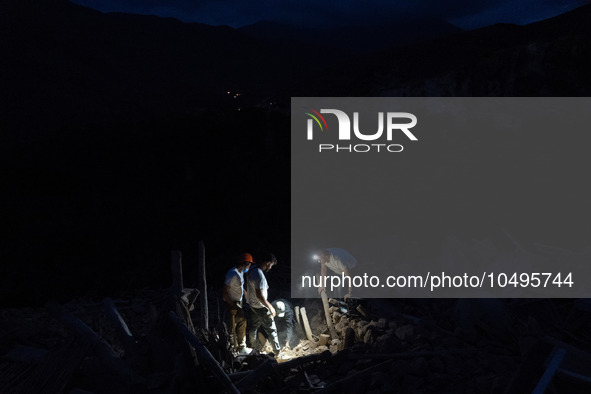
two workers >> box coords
[223,248,355,355]
[223,252,283,356]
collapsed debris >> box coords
[1,238,591,392]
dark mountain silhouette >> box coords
[238,18,462,53]
[0,0,326,137]
[1,0,590,306]
[2,0,590,137]
[313,4,591,96]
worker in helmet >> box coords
[316,248,358,300]
[223,252,253,354]
[271,298,300,349]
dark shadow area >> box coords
[1,0,591,392]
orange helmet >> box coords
[237,253,253,264]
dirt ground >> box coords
[2,291,591,393]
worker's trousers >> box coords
[248,306,281,354]
[226,301,247,350]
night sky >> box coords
[71,0,590,28]
[1,4,591,393]
[2,0,590,308]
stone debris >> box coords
[2,273,591,392]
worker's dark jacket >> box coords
[271,298,298,347]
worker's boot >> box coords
[237,339,252,355]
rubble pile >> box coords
[2,294,591,392]
[258,297,591,393]
[2,240,591,392]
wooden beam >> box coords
[505,340,554,394]
[533,348,566,394]
[321,290,338,340]
[299,307,315,343]
[103,297,137,357]
[46,301,136,382]
[294,306,301,327]
[171,250,183,296]
[169,311,239,394]
[197,240,209,330]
